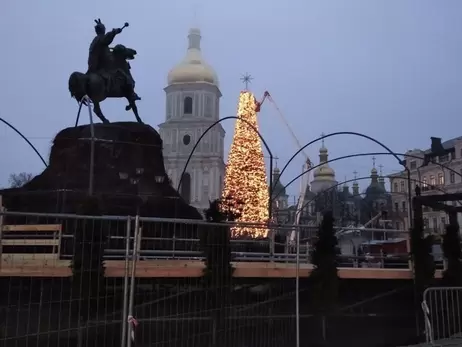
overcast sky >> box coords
[1,0,462,201]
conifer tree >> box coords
[310,211,339,313]
[222,91,269,238]
[201,199,235,347]
[442,223,462,285]
[71,197,106,346]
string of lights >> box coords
[222,91,269,238]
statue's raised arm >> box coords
[87,19,129,74]
[100,21,129,46]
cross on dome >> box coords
[320,132,326,147]
[274,155,279,168]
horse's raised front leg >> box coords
[93,102,110,124]
[126,97,143,123]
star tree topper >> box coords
[240,73,254,90]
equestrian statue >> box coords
[68,19,143,124]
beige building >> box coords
[389,136,462,232]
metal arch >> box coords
[272,151,462,202]
[271,132,410,229]
[273,152,387,202]
[176,116,274,202]
[275,132,403,188]
[0,117,47,167]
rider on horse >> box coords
[87,19,141,101]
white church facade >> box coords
[158,28,225,211]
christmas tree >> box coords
[222,91,269,238]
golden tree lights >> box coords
[222,91,269,238]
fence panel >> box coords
[423,286,462,344]
[123,216,298,347]
[0,208,420,346]
[0,211,131,347]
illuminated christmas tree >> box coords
[222,91,269,238]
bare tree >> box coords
[8,172,33,188]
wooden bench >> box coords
[0,196,71,277]
[0,223,71,266]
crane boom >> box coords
[264,92,313,244]
[266,93,309,160]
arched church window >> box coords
[183,134,191,146]
[180,172,191,204]
[184,97,193,114]
[204,95,213,117]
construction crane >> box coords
[260,93,390,242]
[261,92,313,241]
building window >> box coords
[394,182,398,192]
[183,96,193,114]
[451,151,455,160]
[432,217,438,230]
[204,95,213,117]
[439,154,449,163]
[400,181,405,192]
[422,177,427,188]
[430,175,435,186]
[396,222,400,230]
[441,216,446,227]
[423,218,429,229]
[402,201,406,212]
[410,161,416,169]
[450,172,455,184]
[183,134,191,146]
[180,172,191,204]
[438,173,444,185]
[394,202,399,212]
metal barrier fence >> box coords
[423,287,462,344]
[0,210,415,347]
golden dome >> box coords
[313,145,335,180]
[167,28,219,86]
[313,165,336,179]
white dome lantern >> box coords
[167,28,219,86]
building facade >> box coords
[272,143,391,229]
[388,136,462,232]
[158,28,225,211]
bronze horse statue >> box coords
[68,22,142,124]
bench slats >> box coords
[2,253,58,261]
[2,224,62,232]
[1,239,59,246]
[0,224,63,261]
